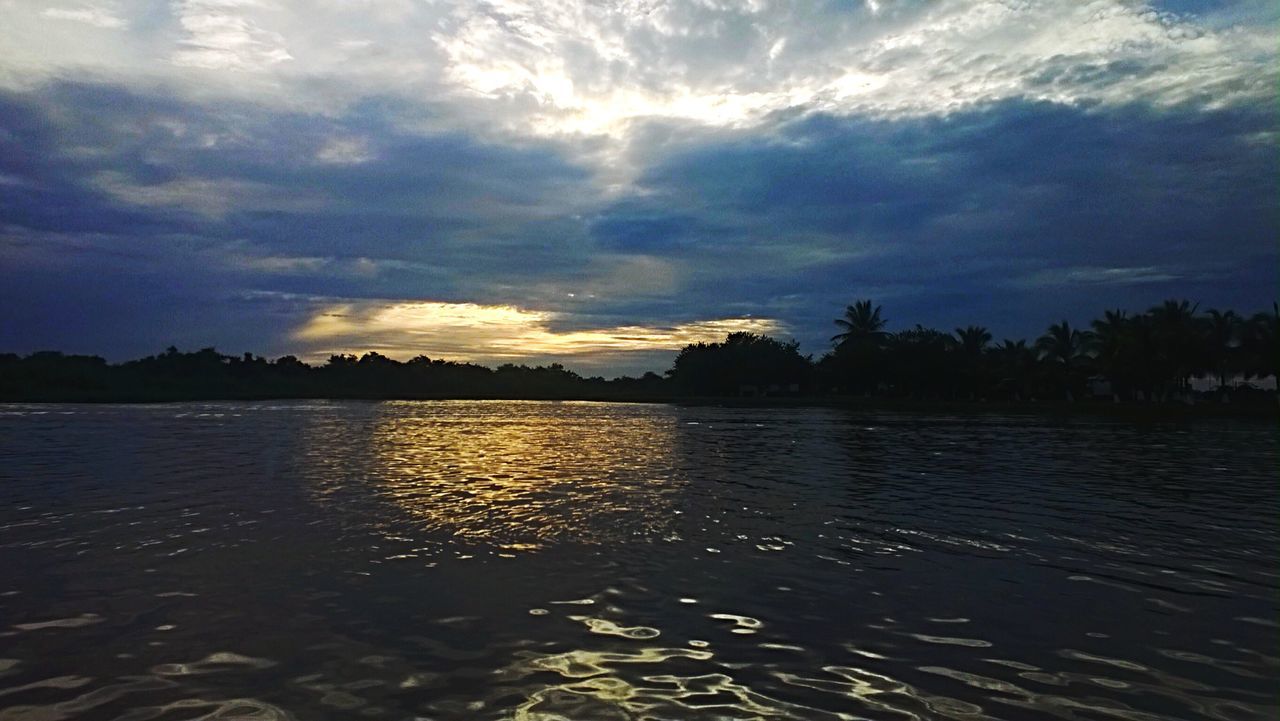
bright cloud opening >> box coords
[292,300,785,371]
[4,1,1273,142]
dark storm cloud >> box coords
[588,211,706,252]
[589,99,1277,351]
[0,91,197,238]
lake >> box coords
[0,401,1276,720]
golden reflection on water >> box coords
[500,642,1009,721]
[311,402,685,552]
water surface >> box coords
[0,401,1276,720]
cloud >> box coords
[0,5,1275,372]
[92,170,322,218]
[602,98,1278,348]
[2,79,1276,366]
[424,0,1277,139]
[172,0,293,71]
[314,136,374,165]
[1009,265,1189,288]
[1,1,1273,148]
[290,299,783,372]
[41,6,127,30]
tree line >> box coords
[0,299,1275,404]
[808,299,1277,403]
[0,348,667,402]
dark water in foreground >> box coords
[0,402,1276,721]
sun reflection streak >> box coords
[313,402,687,553]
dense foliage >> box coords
[0,348,665,402]
[1,299,1275,403]
[818,300,1277,402]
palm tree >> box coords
[1151,299,1199,318]
[1089,310,1127,360]
[886,325,954,398]
[955,326,992,355]
[1148,299,1202,400]
[1242,302,1278,383]
[952,326,992,399]
[991,339,1036,400]
[1036,321,1088,367]
[1036,321,1089,400]
[832,300,888,348]
[828,300,890,394]
[993,338,1031,359]
[1089,309,1132,400]
[1201,309,1240,398]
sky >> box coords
[0,0,1276,376]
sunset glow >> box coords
[293,300,784,369]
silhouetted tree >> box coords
[1125,299,1200,401]
[1242,302,1278,387]
[886,325,955,399]
[669,332,809,396]
[827,300,891,395]
[953,326,992,398]
[955,326,992,355]
[1036,321,1089,400]
[1089,310,1139,400]
[990,339,1037,400]
[832,300,888,348]
[1201,309,1241,399]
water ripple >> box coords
[0,401,1275,720]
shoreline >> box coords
[3,393,1275,420]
